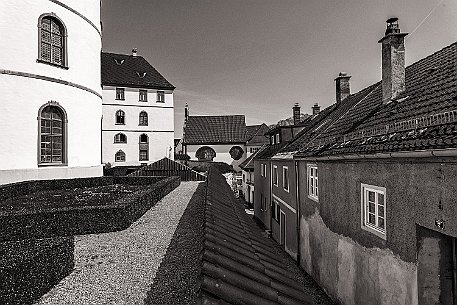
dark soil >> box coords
[0,184,142,212]
[144,182,206,305]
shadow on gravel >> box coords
[144,182,206,305]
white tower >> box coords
[0,0,103,184]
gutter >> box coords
[294,148,457,161]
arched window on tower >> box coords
[139,111,148,126]
[38,14,67,68]
[115,110,125,124]
[38,102,67,165]
[139,134,149,161]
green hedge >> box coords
[0,176,180,242]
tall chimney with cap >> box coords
[132,48,138,56]
[184,103,189,123]
[312,103,320,115]
[293,103,301,125]
[378,17,408,103]
[335,72,351,104]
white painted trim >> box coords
[360,183,387,240]
[282,166,289,192]
[272,193,296,214]
[273,165,278,187]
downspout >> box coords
[269,160,273,232]
[294,160,301,264]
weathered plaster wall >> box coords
[300,211,418,305]
[254,160,271,229]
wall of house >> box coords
[102,86,174,166]
[241,170,254,204]
[298,158,457,305]
[0,0,103,184]
[254,160,271,230]
[185,143,247,171]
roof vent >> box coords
[114,58,125,65]
[136,72,147,78]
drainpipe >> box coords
[269,161,273,232]
[294,160,301,264]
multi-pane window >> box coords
[283,166,289,192]
[307,164,318,200]
[114,133,127,143]
[273,165,278,186]
[39,16,66,67]
[139,111,148,126]
[115,110,125,124]
[116,88,125,100]
[157,91,165,103]
[139,90,148,102]
[40,105,65,164]
[139,134,149,161]
[115,150,126,162]
[361,184,386,238]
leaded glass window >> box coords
[40,106,64,163]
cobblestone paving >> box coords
[35,181,201,305]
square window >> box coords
[157,91,165,103]
[283,166,289,192]
[139,90,148,102]
[307,164,318,201]
[361,183,386,239]
[116,88,125,100]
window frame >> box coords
[115,88,125,100]
[37,13,68,69]
[139,111,148,126]
[275,133,280,144]
[283,166,289,192]
[139,89,148,102]
[139,133,149,161]
[361,183,387,239]
[307,164,318,201]
[157,91,165,103]
[115,110,125,125]
[271,200,280,222]
[114,133,127,143]
[260,163,266,177]
[37,101,68,166]
[115,150,126,162]
[273,165,278,187]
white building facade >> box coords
[101,52,175,167]
[0,0,103,185]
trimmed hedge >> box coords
[0,176,180,242]
[0,237,74,305]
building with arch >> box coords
[0,0,102,184]
[101,50,175,166]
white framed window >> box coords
[273,165,278,187]
[361,184,386,239]
[115,150,125,162]
[139,89,148,102]
[307,164,318,201]
[157,91,165,102]
[261,163,266,177]
[283,166,289,192]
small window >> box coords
[283,166,289,192]
[271,200,280,222]
[139,134,149,161]
[139,90,148,102]
[115,150,125,162]
[275,133,280,144]
[307,164,318,201]
[260,163,265,177]
[114,133,127,143]
[38,14,67,68]
[273,165,278,187]
[361,184,386,239]
[139,111,148,126]
[157,91,165,103]
[243,174,245,182]
[116,88,125,100]
[115,110,125,124]
[270,135,275,145]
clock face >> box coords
[229,146,244,160]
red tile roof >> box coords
[183,115,248,144]
[101,52,175,90]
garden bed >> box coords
[0,176,180,241]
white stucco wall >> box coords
[102,86,174,166]
[185,143,247,171]
[0,0,102,184]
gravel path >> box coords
[35,181,201,305]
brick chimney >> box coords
[293,103,301,125]
[335,72,351,104]
[378,17,408,103]
[312,103,320,115]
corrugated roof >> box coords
[197,167,319,304]
[183,115,248,144]
[101,52,175,89]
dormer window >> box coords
[114,58,125,65]
[136,72,147,78]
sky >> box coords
[101,0,457,137]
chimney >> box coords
[184,103,189,122]
[335,72,351,104]
[132,48,138,56]
[312,103,320,115]
[378,17,408,103]
[293,103,301,125]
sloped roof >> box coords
[101,52,175,89]
[198,167,322,304]
[239,145,268,170]
[246,124,270,145]
[183,115,248,144]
